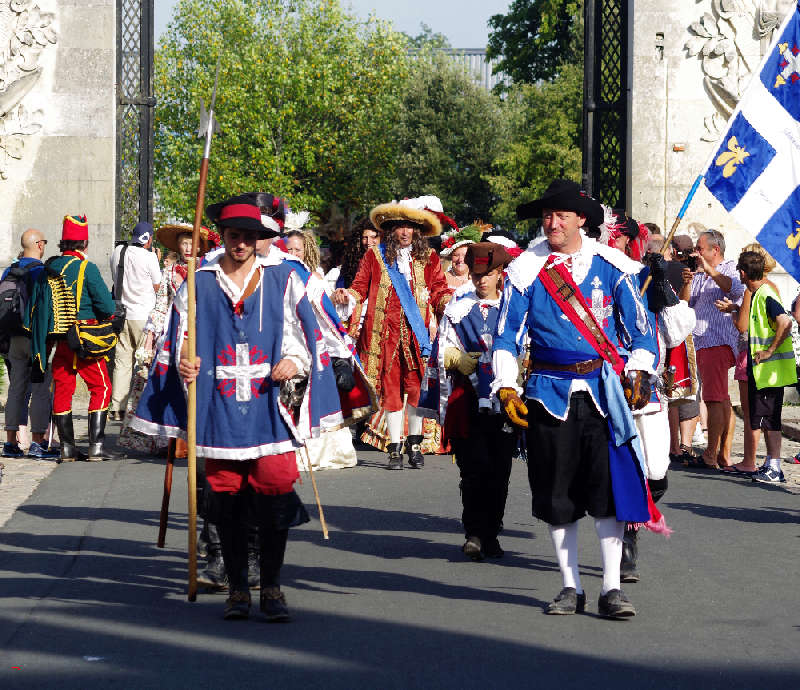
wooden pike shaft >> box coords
[300,445,329,540]
[157,438,176,548]
[186,156,209,602]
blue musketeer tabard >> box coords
[130,261,348,459]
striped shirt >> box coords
[689,258,745,351]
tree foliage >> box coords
[486,62,583,233]
[154,0,411,222]
[391,53,507,225]
[487,0,583,86]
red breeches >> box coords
[382,352,422,411]
[205,451,300,496]
[52,341,112,414]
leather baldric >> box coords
[537,258,626,375]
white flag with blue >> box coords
[703,3,800,280]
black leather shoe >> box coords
[259,587,290,622]
[387,443,403,470]
[462,536,483,561]
[406,435,424,468]
[223,590,251,620]
[546,587,586,615]
[483,537,504,559]
[597,589,636,619]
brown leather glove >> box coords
[443,348,480,376]
[498,387,528,429]
[623,370,651,410]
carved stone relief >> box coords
[684,0,796,142]
[0,0,57,179]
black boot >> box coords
[197,521,228,591]
[248,525,260,590]
[387,442,404,470]
[405,435,424,469]
[621,527,640,583]
[217,519,250,620]
[259,529,290,622]
[87,410,122,461]
[54,413,84,463]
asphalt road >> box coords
[1,440,798,689]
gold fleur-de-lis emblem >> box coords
[715,135,750,178]
[786,220,800,253]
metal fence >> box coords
[582,0,631,211]
[116,0,155,240]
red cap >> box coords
[62,215,88,241]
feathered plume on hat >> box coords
[440,223,484,256]
[284,210,311,233]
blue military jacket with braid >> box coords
[493,235,657,420]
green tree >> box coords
[403,23,451,52]
[486,62,583,233]
[154,0,411,222]
[487,0,583,86]
[391,53,507,225]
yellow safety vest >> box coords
[749,284,797,389]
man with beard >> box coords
[131,194,371,622]
[332,196,453,469]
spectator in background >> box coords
[108,222,161,421]
[731,251,795,483]
[1,229,58,459]
[679,229,745,469]
[717,245,789,478]
[325,217,381,293]
[285,229,323,276]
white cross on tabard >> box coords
[215,343,272,402]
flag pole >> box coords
[186,59,220,602]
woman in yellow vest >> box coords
[733,250,796,483]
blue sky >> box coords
[154,0,512,48]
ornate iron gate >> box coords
[116,0,155,239]
[582,0,631,211]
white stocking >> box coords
[595,517,624,595]
[548,522,582,593]
[385,410,404,445]
[406,405,423,436]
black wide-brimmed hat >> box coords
[465,242,513,276]
[516,179,603,226]
[207,194,281,238]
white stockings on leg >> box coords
[595,517,624,595]
[549,522,582,594]
[406,405,423,437]
[385,410,404,445]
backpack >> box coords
[0,263,36,338]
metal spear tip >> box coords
[195,99,220,139]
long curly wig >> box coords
[383,223,429,267]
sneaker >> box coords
[462,536,484,562]
[785,453,800,465]
[692,427,706,446]
[597,589,636,619]
[2,442,24,458]
[546,587,586,615]
[752,467,786,484]
[27,442,60,459]
[483,537,504,559]
[259,587,290,623]
[223,590,251,620]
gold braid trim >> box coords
[363,247,393,391]
[413,254,428,316]
[49,258,80,335]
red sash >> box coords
[537,257,626,374]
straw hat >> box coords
[156,223,221,255]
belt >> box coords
[531,358,603,374]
